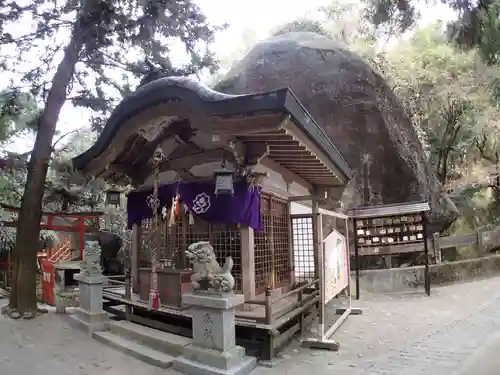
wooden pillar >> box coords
[312,198,320,280]
[312,195,325,337]
[269,200,275,290]
[131,223,140,294]
[241,225,256,310]
[287,200,295,286]
[477,229,485,255]
[433,232,441,263]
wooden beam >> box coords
[245,143,269,166]
[282,118,346,185]
[239,136,294,142]
[288,195,315,202]
[205,113,285,135]
[135,148,234,184]
[274,159,320,164]
[259,157,313,192]
[84,103,193,176]
[159,148,232,171]
[269,145,308,151]
[175,168,196,180]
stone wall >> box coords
[357,255,500,293]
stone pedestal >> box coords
[173,293,257,375]
[68,273,109,335]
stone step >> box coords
[109,320,192,356]
[93,331,175,369]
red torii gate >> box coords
[0,203,104,282]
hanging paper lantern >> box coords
[213,164,234,196]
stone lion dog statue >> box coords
[185,241,235,293]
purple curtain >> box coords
[127,180,262,231]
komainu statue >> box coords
[81,240,102,277]
[185,241,235,293]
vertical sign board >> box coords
[323,229,349,304]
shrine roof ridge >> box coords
[348,201,430,219]
[72,76,352,182]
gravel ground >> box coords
[1,277,500,375]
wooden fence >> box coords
[353,226,500,262]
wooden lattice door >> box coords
[254,194,292,294]
[291,214,316,283]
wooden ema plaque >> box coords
[355,214,424,255]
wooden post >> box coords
[241,225,256,311]
[312,195,325,338]
[423,214,431,296]
[269,198,275,290]
[477,229,485,255]
[312,200,319,281]
[287,200,295,287]
[265,287,273,324]
[353,218,361,300]
[433,232,441,263]
[131,223,140,294]
[298,287,305,333]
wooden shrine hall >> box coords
[72,77,352,359]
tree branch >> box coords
[51,129,80,150]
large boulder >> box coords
[215,32,458,232]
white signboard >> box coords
[323,229,348,304]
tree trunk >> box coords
[8,22,85,317]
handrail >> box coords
[48,240,72,263]
[107,278,125,285]
[277,278,319,301]
[243,299,266,306]
[264,279,320,325]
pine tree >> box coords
[0,0,220,317]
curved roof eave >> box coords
[72,76,352,183]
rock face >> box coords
[216,32,458,231]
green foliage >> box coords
[0,206,59,253]
[363,0,500,72]
[0,0,222,313]
[365,0,417,33]
[272,19,331,38]
[367,24,500,188]
[0,90,41,145]
[476,1,500,65]
[0,0,222,132]
[0,127,115,253]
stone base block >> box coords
[301,338,339,351]
[181,344,246,370]
[68,307,109,335]
[173,354,256,375]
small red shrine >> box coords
[0,203,103,304]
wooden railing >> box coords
[103,275,126,289]
[48,239,72,263]
[353,225,500,261]
[237,278,320,326]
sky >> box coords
[4,0,457,154]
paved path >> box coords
[254,276,500,375]
[1,277,500,374]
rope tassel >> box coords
[169,196,176,226]
[148,289,161,310]
[146,146,165,311]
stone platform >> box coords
[173,292,257,375]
